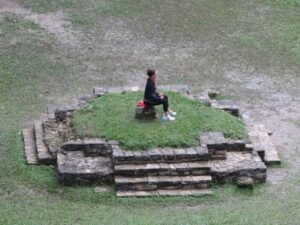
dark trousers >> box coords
[144,95,169,112]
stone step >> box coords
[208,152,267,184]
[113,146,210,165]
[61,139,112,157]
[116,188,213,197]
[227,140,249,152]
[211,100,239,117]
[22,126,38,165]
[114,162,210,177]
[57,151,113,185]
[115,175,212,191]
[248,124,280,165]
[33,120,56,165]
[199,132,227,159]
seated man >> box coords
[143,69,176,121]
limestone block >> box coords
[236,177,254,189]
[200,132,228,150]
[227,140,246,152]
[83,138,111,156]
[57,151,113,185]
[207,89,220,99]
[54,106,76,122]
[135,106,156,120]
[93,87,108,97]
[147,148,163,161]
[61,140,84,151]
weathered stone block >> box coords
[61,140,84,151]
[135,106,156,120]
[236,177,254,189]
[34,121,56,165]
[112,148,125,162]
[54,105,77,122]
[123,151,136,161]
[173,149,187,160]
[245,144,254,152]
[57,151,113,185]
[83,138,111,156]
[161,148,175,161]
[227,140,246,152]
[54,108,68,122]
[185,148,199,160]
[93,87,108,97]
[212,100,240,117]
[107,87,124,94]
[77,95,94,107]
[147,148,163,161]
[200,132,228,151]
[207,90,220,99]
[23,127,38,165]
[209,152,267,184]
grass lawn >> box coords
[0,0,300,224]
[73,91,247,150]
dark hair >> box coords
[147,69,156,77]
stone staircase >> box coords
[22,120,56,165]
[112,146,213,197]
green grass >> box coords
[1,0,300,224]
[272,0,300,6]
[73,91,247,150]
[16,0,79,13]
[99,0,143,16]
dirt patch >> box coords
[0,0,78,45]
[25,10,79,45]
[0,0,26,15]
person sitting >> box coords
[143,69,177,121]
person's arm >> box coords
[150,81,161,101]
[151,89,161,101]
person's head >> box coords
[147,69,157,81]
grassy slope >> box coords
[0,0,299,224]
[73,91,247,150]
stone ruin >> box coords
[22,85,281,197]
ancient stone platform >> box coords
[57,151,113,185]
[22,85,281,197]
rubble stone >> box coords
[207,90,220,99]
[93,87,108,97]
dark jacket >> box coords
[144,78,161,102]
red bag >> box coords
[137,101,145,107]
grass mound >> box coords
[73,91,247,150]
